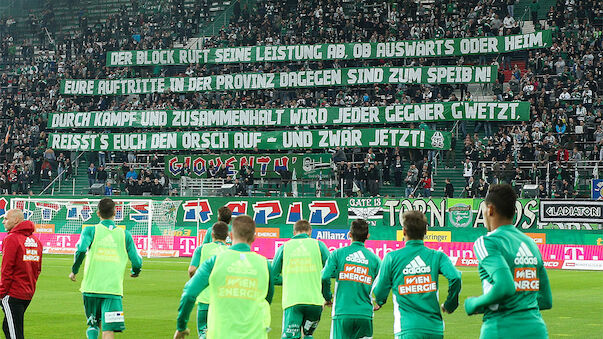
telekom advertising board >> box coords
[5,233,601,271]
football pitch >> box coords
[17,256,603,338]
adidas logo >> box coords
[346,250,369,264]
[514,242,538,265]
[226,253,258,275]
[24,237,37,248]
[403,256,431,275]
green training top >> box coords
[72,219,142,298]
[321,241,381,319]
[465,225,552,319]
[272,233,332,309]
[372,240,462,336]
[176,243,274,332]
[193,241,229,306]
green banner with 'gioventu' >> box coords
[47,102,530,129]
[49,128,451,151]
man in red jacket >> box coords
[0,209,43,339]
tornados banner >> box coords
[60,66,497,95]
[48,128,451,151]
[106,31,552,66]
[47,102,530,129]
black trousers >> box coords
[1,296,30,339]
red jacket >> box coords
[0,220,43,300]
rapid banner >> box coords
[48,102,530,129]
[0,196,599,247]
[106,31,552,66]
[60,66,497,95]
[165,154,332,179]
[48,128,452,151]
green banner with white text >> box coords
[106,31,552,66]
[48,128,451,151]
[60,66,497,95]
[47,102,530,129]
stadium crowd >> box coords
[0,0,600,198]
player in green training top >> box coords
[373,210,462,339]
[187,221,229,338]
[321,219,381,339]
[272,219,332,339]
[465,184,552,338]
[201,206,232,245]
[174,215,274,339]
[69,198,143,339]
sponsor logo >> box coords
[256,228,280,238]
[253,201,282,224]
[338,264,373,285]
[345,250,369,264]
[460,258,479,266]
[525,233,546,244]
[309,201,339,225]
[313,229,348,240]
[514,242,538,265]
[183,200,213,223]
[403,256,431,275]
[448,203,473,228]
[563,246,585,260]
[23,248,40,261]
[543,260,563,268]
[562,260,603,270]
[398,274,437,295]
[226,255,258,275]
[514,267,539,291]
[34,224,55,234]
[24,237,37,247]
[104,311,125,323]
[424,231,452,242]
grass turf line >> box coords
[16,256,603,338]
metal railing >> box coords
[38,151,85,196]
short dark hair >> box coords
[232,215,255,243]
[485,184,517,220]
[218,206,232,224]
[294,219,312,233]
[212,221,229,241]
[403,211,427,240]
[350,219,369,242]
[98,198,115,219]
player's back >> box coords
[328,242,380,319]
[381,240,449,334]
[475,225,544,320]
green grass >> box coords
[16,256,603,338]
